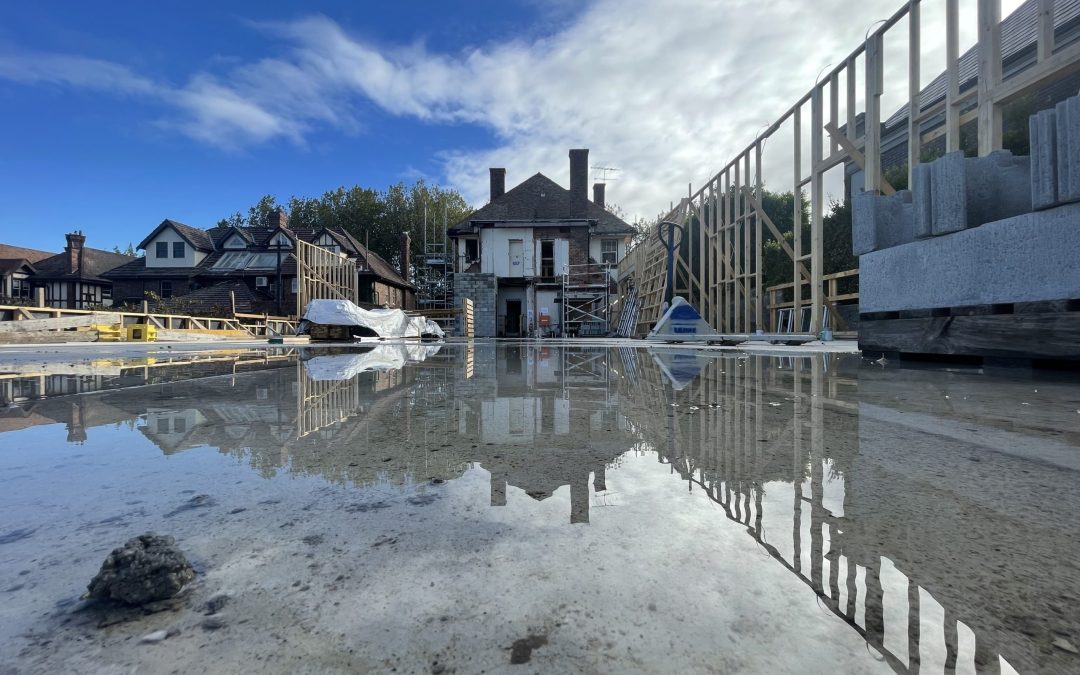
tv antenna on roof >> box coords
[591,165,620,183]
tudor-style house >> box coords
[449,148,636,338]
[104,211,414,316]
[0,234,134,309]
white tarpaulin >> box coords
[301,299,444,340]
[301,344,442,381]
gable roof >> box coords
[358,245,411,289]
[449,173,635,236]
[138,219,215,252]
[33,247,137,282]
[0,259,36,275]
[0,244,55,264]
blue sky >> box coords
[0,0,1002,253]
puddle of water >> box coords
[1,343,1078,673]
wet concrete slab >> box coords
[0,343,1077,673]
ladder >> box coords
[615,285,640,337]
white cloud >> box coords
[0,0,1026,219]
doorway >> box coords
[505,299,522,336]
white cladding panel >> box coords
[480,228,535,276]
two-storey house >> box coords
[449,149,635,338]
[105,211,414,316]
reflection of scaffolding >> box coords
[560,263,614,338]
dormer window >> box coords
[316,233,340,254]
[223,233,248,249]
[156,242,168,258]
[268,232,293,249]
[172,242,185,258]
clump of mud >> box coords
[87,533,195,605]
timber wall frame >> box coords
[295,238,359,318]
[619,0,1080,338]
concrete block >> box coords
[1058,95,1080,203]
[928,149,1031,235]
[853,190,914,255]
[930,151,967,235]
[1030,108,1058,209]
[859,201,1080,313]
[911,163,933,238]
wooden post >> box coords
[977,0,1003,156]
[810,85,824,334]
[946,0,961,152]
[230,290,237,318]
[908,0,921,187]
[35,287,45,308]
[1037,0,1055,62]
[754,141,763,331]
[793,105,803,328]
[864,32,884,193]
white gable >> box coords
[268,232,293,248]
[223,233,248,249]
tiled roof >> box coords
[359,246,410,289]
[171,281,262,314]
[33,247,137,282]
[449,173,635,236]
[102,258,201,279]
[138,219,215,252]
[0,244,54,264]
[0,258,36,275]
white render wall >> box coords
[588,235,628,266]
[144,226,207,268]
[480,228,535,277]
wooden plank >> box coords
[824,122,897,195]
[0,313,114,333]
[0,330,99,344]
[859,313,1080,359]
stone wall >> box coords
[454,273,496,337]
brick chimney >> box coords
[399,232,411,283]
[489,168,506,201]
[65,231,86,274]
[267,209,289,229]
[569,148,589,204]
[593,182,606,209]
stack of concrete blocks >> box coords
[1030,93,1080,209]
[454,272,497,337]
[853,149,1032,257]
[852,89,1080,359]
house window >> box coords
[173,418,186,434]
[156,242,169,258]
[601,239,618,264]
[11,277,30,298]
[101,286,112,300]
[160,280,173,298]
[540,240,555,278]
[465,239,479,262]
[172,241,185,258]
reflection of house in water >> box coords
[620,350,1080,674]
[455,344,637,523]
[0,351,297,439]
[5,343,1077,671]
